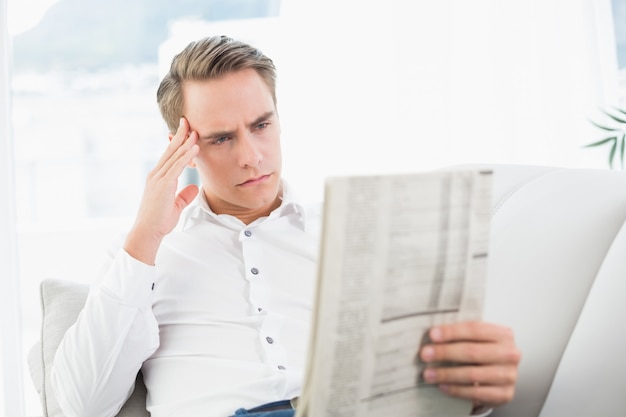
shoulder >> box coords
[299,201,323,237]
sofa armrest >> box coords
[30,278,149,417]
[27,341,46,414]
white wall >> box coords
[277,0,620,201]
[153,1,619,203]
[0,0,25,415]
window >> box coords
[8,2,280,415]
[612,0,626,103]
[1,2,21,416]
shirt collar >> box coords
[180,179,309,231]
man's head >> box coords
[157,35,277,134]
[157,35,283,224]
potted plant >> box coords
[584,107,626,170]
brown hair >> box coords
[156,35,277,133]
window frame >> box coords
[0,0,26,415]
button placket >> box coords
[241,227,269,314]
[259,311,289,373]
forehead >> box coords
[182,69,275,121]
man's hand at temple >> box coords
[419,321,521,410]
[124,117,200,265]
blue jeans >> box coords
[230,400,295,417]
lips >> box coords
[238,174,270,186]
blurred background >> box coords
[2,0,626,415]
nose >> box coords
[238,133,262,168]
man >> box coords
[51,35,520,417]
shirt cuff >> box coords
[98,249,156,308]
[471,405,493,416]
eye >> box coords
[213,136,229,145]
[256,122,269,130]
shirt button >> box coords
[244,230,252,237]
[277,365,286,370]
[266,336,274,344]
[257,307,263,312]
[251,267,259,275]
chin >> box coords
[252,188,282,209]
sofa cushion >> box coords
[482,165,626,417]
[33,278,149,417]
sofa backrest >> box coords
[481,164,626,416]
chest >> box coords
[152,218,319,323]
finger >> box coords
[152,131,198,181]
[176,184,200,210]
[154,117,192,170]
[162,132,199,178]
[170,116,191,146]
[420,341,520,365]
[422,364,518,386]
[429,321,515,344]
[439,382,516,407]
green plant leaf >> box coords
[609,140,617,169]
[612,107,626,116]
[619,133,626,171]
[586,107,626,169]
[602,109,626,124]
[583,136,617,148]
[588,119,620,132]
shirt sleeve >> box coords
[471,405,493,416]
[50,249,160,417]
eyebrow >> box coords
[199,111,275,140]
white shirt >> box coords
[51,183,322,417]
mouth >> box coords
[238,174,271,187]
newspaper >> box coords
[295,169,493,417]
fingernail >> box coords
[423,368,436,383]
[179,117,184,127]
[421,346,435,362]
[430,327,442,342]
[438,384,450,393]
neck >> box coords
[203,189,283,225]
[236,197,282,224]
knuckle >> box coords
[497,366,518,384]
[507,367,519,385]
[508,346,522,364]
[467,367,482,383]
[492,384,516,404]
[465,344,482,362]
[503,385,516,402]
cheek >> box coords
[195,154,226,180]
[271,141,283,163]
[264,136,282,158]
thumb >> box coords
[176,184,200,209]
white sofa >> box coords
[28,163,626,416]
